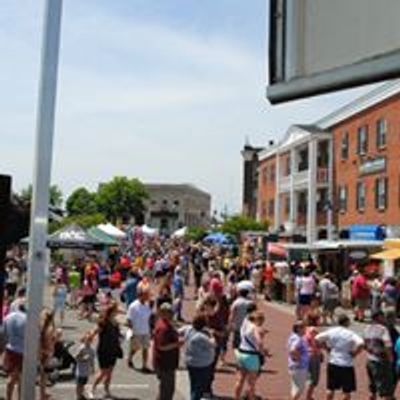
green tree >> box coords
[66,187,98,216]
[220,214,269,237]
[19,184,63,207]
[96,176,148,223]
[59,213,107,229]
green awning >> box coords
[88,226,119,247]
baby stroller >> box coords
[46,339,76,384]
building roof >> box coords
[144,183,211,198]
[316,79,400,129]
[258,124,330,161]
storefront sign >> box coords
[359,156,386,175]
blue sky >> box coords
[0,1,373,213]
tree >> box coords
[58,213,106,230]
[66,187,98,216]
[19,184,63,207]
[220,214,269,237]
[96,176,148,223]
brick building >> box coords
[241,144,265,218]
[257,125,332,243]
[254,80,400,243]
[317,81,400,238]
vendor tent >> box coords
[88,226,119,247]
[97,223,126,239]
[203,232,232,245]
[141,224,158,236]
[48,224,102,249]
[172,227,187,238]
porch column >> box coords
[307,140,317,244]
[289,148,296,223]
[274,154,280,230]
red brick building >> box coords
[317,81,400,238]
[254,81,400,242]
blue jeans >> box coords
[188,365,212,400]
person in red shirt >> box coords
[352,270,370,322]
[153,303,181,400]
[263,261,275,301]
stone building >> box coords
[144,184,211,234]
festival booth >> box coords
[172,227,187,238]
[370,239,400,277]
[141,224,158,237]
[97,223,126,240]
[204,232,231,245]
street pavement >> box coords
[1,286,400,399]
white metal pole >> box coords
[21,1,63,399]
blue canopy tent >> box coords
[203,232,234,245]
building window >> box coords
[298,192,307,214]
[298,148,309,172]
[285,196,290,216]
[338,185,347,212]
[173,200,180,207]
[357,126,368,155]
[376,118,387,149]
[341,132,349,160]
[356,182,366,211]
[268,199,274,217]
[375,177,388,210]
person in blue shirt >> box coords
[172,267,185,322]
[3,302,27,400]
[121,270,140,308]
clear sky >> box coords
[0,0,373,214]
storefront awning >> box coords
[370,249,400,261]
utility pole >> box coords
[21,1,63,399]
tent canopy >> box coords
[87,226,119,247]
[141,224,158,236]
[172,227,187,238]
[48,224,102,249]
[203,232,233,245]
[371,249,400,261]
[97,223,126,239]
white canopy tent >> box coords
[141,224,158,236]
[172,227,187,238]
[97,223,126,239]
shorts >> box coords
[299,294,312,306]
[76,376,89,385]
[367,360,394,397]
[3,349,23,374]
[235,350,261,372]
[130,334,150,350]
[289,368,308,398]
[355,297,369,310]
[97,353,117,370]
[323,298,338,313]
[327,363,356,393]
[308,355,321,386]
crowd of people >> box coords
[1,233,400,400]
